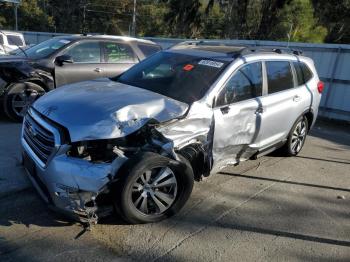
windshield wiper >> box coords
[15,44,28,58]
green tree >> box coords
[164,0,202,38]
[271,0,327,43]
[312,0,350,43]
[137,1,168,37]
[19,0,54,31]
[0,0,54,31]
[200,2,226,39]
[204,0,327,42]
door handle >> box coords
[220,106,230,114]
[94,68,103,73]
[255,107,264,114]
[293,95,301,102]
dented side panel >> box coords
[157,102,213,149]
[212,99,261,172]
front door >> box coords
[54,40,103,87]
[212,62,263,171]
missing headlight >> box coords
[67,140,120,163]
[66,125,171,163]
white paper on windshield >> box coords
[198,60,224,68]
[59,39,71,44]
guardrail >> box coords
[19,31,350,122]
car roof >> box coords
[169,42,247,62]
[0,30,24,36]
[51,34,158,45]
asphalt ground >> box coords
[0,116,349,262]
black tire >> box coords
[3,82,45,122]
[280,115,309,156]
[113,152,194,224]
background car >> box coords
[0,30,26,55]
[0,35,161,121]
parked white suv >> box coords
[21,41,323,225]
[0,31,26,55]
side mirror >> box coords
[55,55,73,66]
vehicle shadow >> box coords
[309,119,350,147]
[218,171,350,193]
[0,114,15,124]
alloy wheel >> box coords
[11,89,41,117]
[290,118,307,154]
[131,167,178,215]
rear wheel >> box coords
[3,82,45,122]
[280,115,308,156]
[114,152,194,224]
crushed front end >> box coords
[21,108,180,224]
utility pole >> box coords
[14,3,18,30]
[83,4,86,34]
[132,0,136,36]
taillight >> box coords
[317,81,324,93]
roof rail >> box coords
[238,46,303,56]
[170,40,246,49]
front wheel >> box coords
[113,152,194,224]
[3,82,45,122]
[280,115,309,156]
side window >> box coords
[137,44,161,57]
[293,61,313,86]
[65,41,101,63]
[103,42,137,63]
[7,35,24,46]
[216,62,262,106]
[0,35,4,45]
[266,61,294,94]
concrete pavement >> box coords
[0,116,29,197]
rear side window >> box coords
[103,42,137,63]
[266,61,294,94]
[293,62,313,86]
[7,35,24,46]
[216,62,262,106]
[0,35,4,45]
[138,44,161,57]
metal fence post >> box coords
[324,47,342,110]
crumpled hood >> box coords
[33,78,189,142]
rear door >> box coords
[54,40,103,87]
[255,60,302,149]
[101,41,138,78]
[213,62,263,168]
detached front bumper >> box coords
[21,136,126,223]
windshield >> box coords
[117,51,229,104]
[18,38,72,59]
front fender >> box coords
[0,61,53,95]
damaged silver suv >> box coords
[21,41,323,224]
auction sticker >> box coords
[198,60,224,68]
